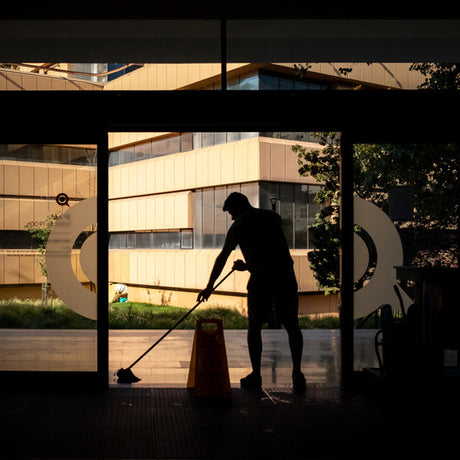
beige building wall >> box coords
[103,63,246,91]
[109,137,318,199]
[109,191,193,232]
[0,69,103,91]
[109,248,317,295]
[0,160,96,200]
[103,62,424,93]
[107,135,334,314]
[277,62,424,90]
[0,159,96,295]
[0,160,97,232]
[0,250,90,287]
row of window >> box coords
[109,230,193,250]
[108,182,323,252]
[0,144,97,166]
[193,182,322,250]
[109,132,257,167]
[109,131,318,167]
[200,69,329,91]
[0,230,92,250]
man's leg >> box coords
[284,320,304,375]
[284,320,306,392]
[247,320,263,377]
[241,318,264,391]
[280,285,307,392]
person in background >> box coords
[111,283,128,303]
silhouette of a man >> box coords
[197,192,306,392]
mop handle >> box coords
[127,268,235,370]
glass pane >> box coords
[181,230,193,249]
[201,132,214,148]
[180,133,193,152]
[241,182,259,208]
[259,182,279,211]
[226,132,240,143]
[352,142,459,377]
[193,189,203,249]
[135,232,152,249]
[118,146,135,165]
[154,232,180,249]
[260,73,279,90]
[213,132,227,146]
[307,185,322,249]
[202,188,215,248]
[294,185,309,249]
[280,183,294,249]
[0,144,98,372]
[214,187,227,248]
[134,142,152,162]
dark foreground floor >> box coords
[1,383,459,460]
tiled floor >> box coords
[1,382,458,459]
[0,328,380,386]
[1,329,458,459]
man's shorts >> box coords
[247,271,299,326]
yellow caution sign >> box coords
[187,319,232,398]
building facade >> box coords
[0,62,425,316]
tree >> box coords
[409,63,460,90]
[293,133,341,293]
[293,64,460,295]
[25,213,59,307]
[294,137,459,293]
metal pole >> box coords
[221,19,227,91]
[97,132,109,389]
[339,131,354,391]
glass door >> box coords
[0,143,103,384]
[351,142,459,380]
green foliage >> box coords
[108,303,249,329]
[353,143,460,230]
[294,133,459,293]
[0,300,339,330]
[409,63,460,90]
[0,299,97,329]
[298,315,340,329]
[24,214,59,277]
[292,133,341,293]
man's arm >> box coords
[196,246,232,302]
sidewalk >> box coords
[110,329,357,387]
[0,328,379,386]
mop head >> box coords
[117,368,141,384]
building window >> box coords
[0,144,97,165]
[180,230,193,249]
[109,130,321,167]
[109,230,194,250]
[193,182,322,250]
[259,182,322,249]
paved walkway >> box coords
[110,329,379,387]
[0,329,379,387]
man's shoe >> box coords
[292,372,307,393]
[240,373,262,391]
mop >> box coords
[116,268,235,383]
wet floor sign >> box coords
[187,319,232,397]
